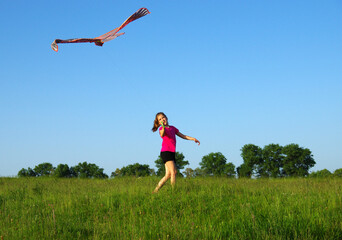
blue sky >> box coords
[1,0,341,176]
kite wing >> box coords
[51,7,150,52]
[116,7,151,33]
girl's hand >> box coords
[160,121,165,128]
[194,138,200,145]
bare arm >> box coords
[159,122,165,137]
[176,132,200,145]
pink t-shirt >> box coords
[160,126,179,152]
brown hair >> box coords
[152,112,167,132]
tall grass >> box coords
[0,177,341,239]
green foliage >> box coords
[120,163,152,177]
[73,162,108,179]
[238,143,316,178]
[1,177,341,239]
[193,167,205,177]
[240,144,263,177]
[224,162,236,177]
[54,164,71,178]
[309,169,332,178]
[17,168,28,177]
[155,152,189,176]
[333,168,342,177]
[111,168,122,178]
[34,162,55,177]
[183,168,195,178]
[199,152,235,177]
[262,144,283,177]
[18,167,36,177]
[236,163,252,178]
[200,152,226,176]
[282,144,315,177]
[18,162,108,179]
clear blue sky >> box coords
[1,0,341,176]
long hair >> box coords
[152,112,167,132]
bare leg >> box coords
[153,163,170,193]
[153,161,176,193]
[166,161,177,187]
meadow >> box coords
[0,177,341,239]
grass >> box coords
[0,177,341,239]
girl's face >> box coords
[157,114,168,126]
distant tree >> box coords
[155,152,189,176]
[309,169,332,178]
[333,168,342,177]
[194,167,205,177]
[262,144,284,178]
[199,152,232,176]
[18,168,28,177]
[69,166,78,178]
[73,162,108,179]
[223,162,236,178]
[73,162,91,178]
[111,168,122,178]
[183,168,195,178]
[236,163,253,178]
[54,164,71,178]
[240,144,263,178]
[149,168,156,176]
[282,144,315,177]
[93,168,109,179]
[120,163,152,177]
[18,168,36,177]
[27,167,36,177]
[34,162,55,177]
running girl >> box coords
[152,112,200,193]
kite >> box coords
[51,7,150,52]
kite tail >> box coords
[51,40,58,52]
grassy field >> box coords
[0,177,341,239]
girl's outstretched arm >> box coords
[176,132,200,145]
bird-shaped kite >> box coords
[51,8,150,52]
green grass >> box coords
[0,177,341,239]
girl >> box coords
[152,112,200,193]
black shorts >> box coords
[160,151,175,164]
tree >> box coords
[194,167,205,177]
[155,152,189,176]
[240,144,263,178]
[199,152,231,176]
[120,163,152,177]
[333,168,342,177]
[18,168,28,177]
[18,168,36,177]
[93,168,109,179]
[54,164,71,178]
[69,166,78,178]
[34,162,55,177]
[73,162,108,179]
[282,144,315,177]
[111,168,122,178]
[149,168,156,176]
[223,162,236,178]
[236,163,253,178]
[262,144,284,178]
[183,168,195,178]
[309,169,332,178]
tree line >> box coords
[17,143,342,178]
